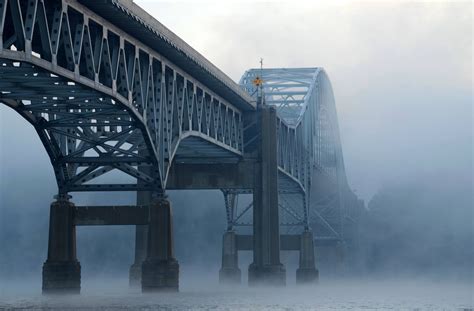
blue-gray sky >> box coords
[0,0,472,202]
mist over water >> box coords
[1,276,473,310]
[1,0,473,310]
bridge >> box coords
[0,0,363,293]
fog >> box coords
[0,0,472,309]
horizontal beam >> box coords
[265,91,307,96]
[166,160,255,189]
[235,234,340,251]
[236,234,301,251]
[74,205,149,225]
[266,99,305,104]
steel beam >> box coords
[167,161,254,190]
[74,205,149,226]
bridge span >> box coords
[0,0,363,293]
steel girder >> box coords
[0,0,245,193]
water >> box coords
[0,276,472,310]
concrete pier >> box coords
[141,196,179,292]
[42,196,81,294]
[129,224,148,286]
[219,230,241,284]
[129,190,151,286]
[296,230,319,284]
[249,105,286,286]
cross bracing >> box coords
[0,0,246,193]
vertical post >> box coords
[219,230,241,284]
[335,241,347,276]
[296,230,319,284]
[129,193,151,286]
[296,192,318,284]
[42,195,81,294]
[141,194,179,292]
[219,192,241,284]
[248,105,286,286]
[129,163,152,287]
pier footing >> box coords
[219,230,241,284]
[296,230,318,284]
[42,197,81,294]
[141,197,179,292]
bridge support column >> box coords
[296,230,318,284]
[335,241,347,276]
[129,191,151,287]
[42,196,81,294]
[248,105,286,286]
[141,195,179,292]
[219,230,241,284]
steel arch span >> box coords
[226,68,359,242]
[0,0,251,194]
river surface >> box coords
[0,277,472,310]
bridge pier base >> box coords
[141,197,179,292]
[296,230,318,284]
[42,197,81,294]
[129,225,148,287]
[248,263,286,286]
[219,230,241,284]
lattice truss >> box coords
[0,0,244,193]
[222,189,309,235]
[239,68,349,237]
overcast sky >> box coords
[132,0,472,200]
[0,0,472,202]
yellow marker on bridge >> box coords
[253,76,263,87]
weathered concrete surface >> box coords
[219,231,241,284]
[130,164,152,287]
[141,197,179,292]
[42,199,81,294]
[75,205,149,226]
[296,230,319,284]
[167,161,255,190]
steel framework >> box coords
[230,68,352,240]
[0,0,249,194]
[0,0,362,291]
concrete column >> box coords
[42,196,81,294]
[335,241,347,276]
[141,196,179,292]
[129,191,151,287]
[129,161,152,287]
[248,105,286,286]
[296,230,319,284]
[219,230,241,284]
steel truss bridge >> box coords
[0,0,363,293]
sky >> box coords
[0,0,472,202]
